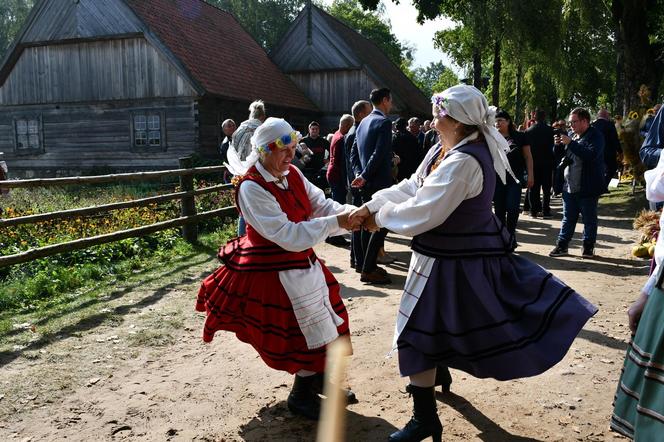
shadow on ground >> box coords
[238,401,399,441]
[439,392,545,442]
[0,256,213,367]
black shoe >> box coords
[542,213,553,219]
[582,242,594,258]
[549,244,568,257]
[309,373,358,404]
[388,385,443,442]
[360,269,391,284]
[434,366,452,393]
[287,375,321,420]
[325,236,349,246]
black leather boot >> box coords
[434,366,452,393]
[287,375,321,420]
[388,385,443,442]
[310,372,358,404]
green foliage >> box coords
[408,61,459,98]
[0,184,236,312]
[326,0,413,67]
[0,0,32,60]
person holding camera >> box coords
[549,108,606,258]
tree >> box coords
[612,0,664,114]
[409,61,459,97]
[0,0,33,61]
[209,0,307,50]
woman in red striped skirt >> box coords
[196,118,355,420]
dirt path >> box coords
[0,193,648,441]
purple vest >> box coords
[411,141,513,258]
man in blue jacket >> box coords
[640,105,664,170]
[345,100,372,272]
[550,108,606,258]
[350,88,394,284]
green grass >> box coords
[0,224,236,343]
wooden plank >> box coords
[0,206,238,268]
[0,165,227,188]
[0,38,197,105]
[0,183,232,227]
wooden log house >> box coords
[270,3,431,130]
[0,0,318,177]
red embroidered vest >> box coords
[219,165,317,271]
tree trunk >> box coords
[491,39,501,106]
[473,46,482,90]
[515,62,523,127]
[611,0,625,115]
[620,0,657,113]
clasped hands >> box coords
[336,205,379,232]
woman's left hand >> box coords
[527,175,534,188]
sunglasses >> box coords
[258,131,300,153]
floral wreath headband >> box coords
[431,95,449,118]
[256,130,302,154]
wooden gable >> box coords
[0,0,200,105]
[270,6,361,72]
[271,5,432,117]
[20,0,143,43]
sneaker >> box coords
[360,269,391,284]
[582,244,594,258]
[549,244,568,257]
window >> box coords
[14,117,43,154]
[132,112,165,149]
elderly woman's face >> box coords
[262,140,297,175]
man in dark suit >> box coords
[345,100,372,271]
[526,110,555,218]
[350,88,394,284]
[591,109,622,186]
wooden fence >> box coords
[0,157,237,268]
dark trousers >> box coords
[360,186,388,272]
[558,192,599,246]
[529,164,553,216]
[493,179,522,239]
[604,161,618,187]
[350,189,363,269]
[330,181,347,205]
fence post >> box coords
[179,156,198,243]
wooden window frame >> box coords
[13,115,44,155]
[130,111,167,151]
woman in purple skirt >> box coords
[350,85,598,442]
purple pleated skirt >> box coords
[397,254,598,380]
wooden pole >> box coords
[316,338,352,442]
[0,165,227,189]
[179,157,197,243]
[0,206,237,268]
[0,183,231,227]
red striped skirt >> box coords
[195,260,350,374]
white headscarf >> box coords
[225,117,301,176]
[432,85,516,184]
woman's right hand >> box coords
[348,206,371,228]
[628,292,649,334]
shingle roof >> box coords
[125,0,317,111]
